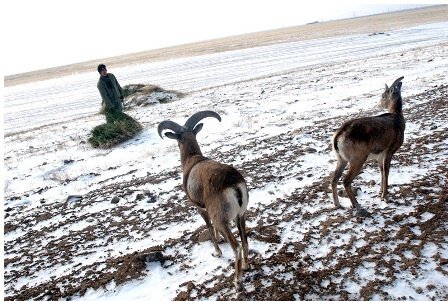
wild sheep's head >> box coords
[158,110,222,149]
[380,76,404,109]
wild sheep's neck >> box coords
[388,96,403,116]
[387,96,406,133]
[180,140,204,170]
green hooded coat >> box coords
[97,73,124,112]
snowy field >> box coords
[3,22,448,300]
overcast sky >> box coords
[2,1,436,75]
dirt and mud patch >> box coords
[4,84,447,300]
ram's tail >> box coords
[333,130,342,153]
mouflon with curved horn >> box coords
[331,76,405,216]
[158,110,249,291]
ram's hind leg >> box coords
[343,157,369,217]
[332,158,348,208]
[236,215,249,270]
[215,221,243,291]
[198,209,222,257]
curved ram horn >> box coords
[158,120,183,138]
[184,110,221,130]
[391,76,404,87]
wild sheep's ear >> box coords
[385,83,389,91]
[193,123,203,136]
[390,82,402,95]
[165,132,180,140]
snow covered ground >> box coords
[3,22,448,301]
[4,22,447,136]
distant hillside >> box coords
[4,5,447,87]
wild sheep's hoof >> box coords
[356,208,370,217]
[234,280,243,292]
[334,204,343,209]
[212,250,222,258]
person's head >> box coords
[97,64,107,76]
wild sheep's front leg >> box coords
[380,155,393,202]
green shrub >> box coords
[88,111,142,148]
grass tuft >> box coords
[88,111,142,148]
[122,84,168,98]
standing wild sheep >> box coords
[158,110,249,291]
[331,76,405,216]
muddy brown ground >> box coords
[4,84,448,300]
[3,6,448,301]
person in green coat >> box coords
[97,64,124,112]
